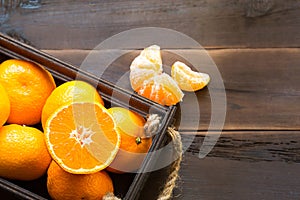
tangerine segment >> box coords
[131,54,162,73]
[134,45,163,72]
[129,68,157,91]
[171,61,210,92]
[44,102,120,174]
[136,73,184,106]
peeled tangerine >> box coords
[171,61,210,92]
[129,45,184,106]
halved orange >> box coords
[171,61,210,91]
[44,102,120,174]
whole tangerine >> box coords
[47,161,114,200]
[0,59,56,125]
[0,124,51,181]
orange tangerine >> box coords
[0,83,10,127]
[44,102,120,174]
[0,59,56,125]
[0,124,51,181]
[107,107,152,173]
[42,80,104,129]
[47,161,114,200]
[171,61,210,91]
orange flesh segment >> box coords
[171,61,210,91]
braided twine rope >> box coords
[103,114,183,200]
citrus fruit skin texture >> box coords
[44,102,120,174]
[129,45,184,106]
[47,161,114,200]
[171,61,210,92]
[0,83,10,127]
[0,124,51,181]
[0,59,56,125]
[41,80,104,129]
[107,107,152,173]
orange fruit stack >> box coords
[0,44,207,199]
[0,59,120,199]
[0,59,54,182]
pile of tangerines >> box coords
[0,45,209,200]
[0,60,151,199]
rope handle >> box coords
[103,114,183,200]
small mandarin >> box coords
[0,59,56,125]
[107,107,152,173]
[0,124,51,181]
[47,161,114,200]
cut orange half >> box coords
[171,61,210,92]
[44,102,120,174]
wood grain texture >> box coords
[2,0,300,49]
[173,156,300,200]
[183,131,300,162]
[45,48,300,131]
[171,130,300,199]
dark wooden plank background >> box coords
[1,0,300,199]
[2,0,300,49]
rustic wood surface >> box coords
[1,0,300,199]
[1,0,300,49]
